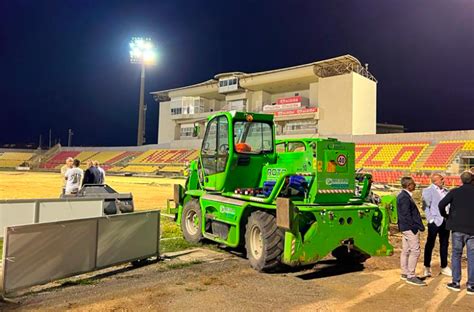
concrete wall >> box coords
[317,74,353,136]
[309,82,319,106]
[352,73,377,135]
[316,73,376,136]
[1,211,160,295]
[251,90,272,111]
[158,101,174,145]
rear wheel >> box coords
[245,210,284,272]
[181,199,203,243]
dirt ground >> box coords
[1,238,472,312]
[1,171,473,311]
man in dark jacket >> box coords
[439,171,474,295]
[397,176,426,286]
[82,160,102,186]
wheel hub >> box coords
[185,210,199,235]
[250,225,263,260]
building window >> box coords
[283,120,318,133]
[218,77,239,94]
[170,97,206,116]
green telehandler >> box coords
[170,111,397,272]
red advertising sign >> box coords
[274,107,317,116]
[263,102,302,111]
[276,96,302,105]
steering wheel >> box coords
[219,144,229,154]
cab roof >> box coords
[207,110,274,122]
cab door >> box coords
[200,115,230,191]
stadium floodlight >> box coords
[129,37,157,65]
[129,37,157,145]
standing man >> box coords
[82,160,102,186]
[64,159,83,195]
[439,171,474,295]
[93,160,105,184]
[60,157,74,195]
[422,173,452,277]
[398,176,426,286]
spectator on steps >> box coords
[398,176,426,286]
[64,159,83,195]
[439,171,474,295]
[93,160,105,184]
[422,173,452,277]
[82,160,102,186]
[60,157,74,195]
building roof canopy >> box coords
[151,54,374,101]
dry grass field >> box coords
[0,171,185,210]
[0,171,193,259]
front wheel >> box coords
[181,199,203,243]
[245,210,284,272]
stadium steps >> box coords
[106,152,142,171]
[38,145,64,165]
[412,145,435,170]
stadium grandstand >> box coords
[2,134,471,187]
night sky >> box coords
[0,0,473,147]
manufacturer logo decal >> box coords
[219,205,235,215]
[325,178,350,188]
[267,168,287,178]
[336,154,347,166]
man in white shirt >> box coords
[60,157,74,195]
[65,159,83,195]
[422,173,452,277]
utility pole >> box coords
[68,129,74,147]
[137,62,146,145]
[48,128,52,149]
[38,134,42,150]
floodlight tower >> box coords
[129,37,157,146]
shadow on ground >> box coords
[295,259,365,280]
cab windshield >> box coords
[234,121,273,154]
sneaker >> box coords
[446,282,461,292]
[467,285,474,296]
[406,277,427,286]
[401,274,408,280]
[424,267,432,277]
[440,267,452,277]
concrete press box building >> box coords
[151,55,377,148]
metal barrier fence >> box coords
[0,198,104,238]
[0,210,160,296]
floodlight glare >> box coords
[129,37,156,65]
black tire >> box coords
[245,210,284,272]
[331,246,370,264]
[181,199,203,243]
